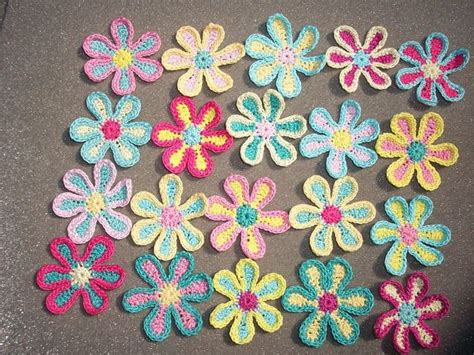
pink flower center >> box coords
[161,207,182,228]
[318,292,338,313]
[321,205,342,224]
[277,47,296,65]
[238,291,258,311]
[399,224,418,246]
[255,120,276,140]
[101,119,122,140]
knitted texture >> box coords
[122,252,213,342]
[300,99,380,178]
[226,89,306,167]
[152,96,233,178]
[130,174,207,261]
[82,17,163,95]
[396,32,470,106]
[282,257,374,347]
[209,258,286,345]
[371,195,451,276]
[36,236,125,315]
[161,23,245,97]
[245,13,325,98]
[70,92,151,168]
[375,112,458,191]
[374,272,450,354]
[52,159,132,243]
[206,175,290,259]
[326,25,400,92]
[289,175,375,256]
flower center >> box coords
[421,61,442,80]
[398,224,418,246]
[321,205,342,224]
[318,292,338,313]
[407,140,427,162]
[182,125,202,146]
[160,206,183,229]
[277,47,295,65]
[398,302,419,325]
[70,264,92,287]
[331,129,352,150]
[236,204,258,227]
[101,119,122,140]
[353,50,371,68]
[157,283,181,306]
[193,50,214,69]
[255,120,276,140]
[113,48,133,69]
[238,291,258,311]
[86,192,106,215]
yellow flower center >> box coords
[113,48,133,69]
[86,192,106,215]
[331,129,352,150]
[421,61,442,80]
[158,284,181,305]
[70,264,91,287]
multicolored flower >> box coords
[326,25,400,92]
[300,100,380,178]
[152,96,233,178]
[36,236,125,315]
[282,257,374,347]
[245,13,325,98]
[130,174,207,261]
[122,252,213,342]
[206,175,290,259]
[161,23,245,97]
[82,17,163,95]
[396,32,470,106]
[70,92,151,168]
[371,195,451,276]
[210,258,286,344]
[289,175,375,256]
[374,272,450,353]
[52,159,132,244]
[226,89,306,167]
[375,112,458,191]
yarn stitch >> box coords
[326,25,400,92]
[300,100,380,178]
[52,159,132,243]
[82,17,163,95]
[282,257,374,347]
[209,258,286,344]
[36,236,125,315]
[374,272,450,353]
[371,195,451,276]
[161,23,245,96]
[245,13,325,98]
[375,112,458,191]
[226,89,306,167]
[396,32,470,106]
[152,96,232,178]
[289,175,375,256]
[122,252,213,341]
[70,92,151,168]
[206,175,290,259]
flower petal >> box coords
[371,221,399,245]
[384,241,408,276]
[171,301,203,336]
[254,303,283,332]
[83,33,116,58]
[248,58,280,87]
[143,305,172,342]
[282,285,316,313]
[299,134,331,159]
[240,135,265,166]
[161,48,193,70]
[36,264,71,291]
[406,272,430,303]
[111,68,136,96]
[201,129,233,153]
[81,236,115,266]
[213,269,241,300]
[370,47,400,69]
[204,65,234,93]
[254,272,286,301]
[299,259,325,294]
[303,175,330,208]
[250,176,276,209]
[131,31,161,56]
[68,212,97,244]
[326,149,348,179]
[339,99,361,129]
[131,57,163,82]
[84,59,115,82]
[384,196,409,227]
[206,196,236,222]
[386,158,415,188]
[299,311,329,347]
[408,241,444,267]
[339,65,361,93]
[245,33,277,59]
[425,32,449,63]
[326,257,353,293]
[396,67,424,89]
[177,67,204,97]
[257,210,290,234]
[346,145,378,169]
[416,79,438,106]
[97,208,132,240]
[162,142,188,174]
[179,193,207,220]
[168,252,195,284]
[52,192,86,218]
[82,282,109,315]
[328,309,359,345]
[295,55,325,77]
[159,173,183,206]
[91,264,125,290]
[419,294,450,320]
[334,25,361,53]
[187,145,213,178]
[362,65,392,90]
[122,287,157,313]
[191,100,220,129]
[210,301,239,328]
[236,258,259,291]
[342,201,376,224]
[379,279,406,307]
[436,76,465,102]
[45,284,81,314]
[276,66,301,98]
[375,133,407,158]
[326,46,353,68]
[153,228,178,261]
[226,115,256,138]
[69,117,101,142]
[224,174,250,205]
[416,112,443,145]
[113,94,141,124]
[266,13,292,47]
[308,107,337,135]
[93,159,117,193]
[294,25,319,54]
[236,91,264,122]
[214,43,245,66]
[240,226,266,259]
[80,136,110,164]
[393,323,410,353]
[179,273,213,302]
[418,224,451,247]
[121,121,151,146]
[408,195,432,227]
[334,220,363,252]
[338,287,374,315]
[263,89,285,122]
[411,321,441,349]
[276,114,307,138]
[229,311,255,345]
[310,224,334,256]
[362,26,387,53]
[201,23,224,52]
[439,48,470,74]
[176,220,204,251]
[176,26,201,54]
[352,118,380,144]
[110,138,140,167]
[131,218,162,246]
[152,122,182,147]
[110,17,134,47]
[373,308,399,338]
[399,41,427,66]
[415,160,441,191]
[86,91,113,123]
[331,176,358,206]
[135,254,167,288]
[131,191,163,218]
[289,204,322,229]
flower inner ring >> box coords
[70,263,92,287]
[321,205,342,224]
[398,302,419,325]
[86,192,106,215]
[182,125,202,146]
[398,224,418,246]
[161,206,183,229]
[407,140,427,162]
[238,291,258,311]
[255,120,276,140]
[353,50,371,68]
[113,48,133,69]
[101,119,122,140]
[236,204,258,227]
[318,292,338,313]
[421,61,442,80]
[332,129,352,150]
[277,47,296,65]
[158,283,181,306]
[194,50,214,69]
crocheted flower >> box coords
[82,17,163,95]
[52,159,132,243]
[396,32,470,106]
[122,252,213,342]
[374,272,450,353]
[161,23,245,97]
[152,96,232,178]
[70,92,151,168]
[282,257,374,347]
[36,236,125,315]
[326,26,400,92]
[371,195,450,276]
[375,112,458,191]
[245,13,325,98]
[206,175,290,259]
[226,89,306,167]
[210,258,286,344]
[300,100,380,178]
[130,174,207,261]
[289,175,375,256]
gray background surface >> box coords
[1,0,473,353]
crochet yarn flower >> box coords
[152,96,233,178]
[161,23,245,97]
[375,112,458,191]
[300,99,380,178]
[245,13,325,98]
[326,25,400,92]
[36,236,125,315]
[210,258,286,344]
[396,32,470,106]
[226,89,306,167]
[371,195,451,276]
[374,272,450,353]
[70,92,151,168]
[83,17,163,95]
[122,252,213,342]
[52,159,132,244]
[289,175,375,256]
[206,175,290,259]
[282,257,374,347]
[130,174,207,261]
